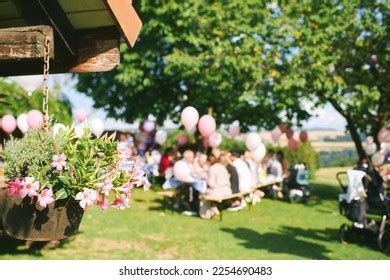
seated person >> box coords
[276,150,290,179]
[265,149,283,180]
[163,149,207,193]
[220,151,239,194]
[199,154,232,219]
[231,152,252,193]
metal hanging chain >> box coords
[42,36,51,132]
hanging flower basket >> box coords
[0,189,83,241]
[0,36,150,241]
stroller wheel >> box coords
[378,231,390,253]
[339,224,351,244]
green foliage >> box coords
[3,129,63,179]
[55,128,119,198]
[76,0,311,131]
[318,149,358,168]
[219,136,246,153]
[0,79,72,125]
[76,0,389,159]
[2,126,131,199]
[270,142,318,179]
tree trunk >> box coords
[345,117,366,160]
[328,99,366,160]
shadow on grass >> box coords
[221,227,334,259]
[0,232,81,257]
[0,236,43,256]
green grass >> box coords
[1,167,389,260]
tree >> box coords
[76,0,310,130]
[77,0,389,159]
[273,0,389,159]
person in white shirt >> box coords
[231,152,252,193]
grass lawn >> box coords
[1,167,389,260]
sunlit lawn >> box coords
[1,167,389,260]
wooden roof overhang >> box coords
[0,0,142,76]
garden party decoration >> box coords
[245,132,261,151]
[181,106,199,132]
[198,114,216,137]
[16,113,29,134]
[0,37,150,241]
[209,132,222,148]
[1,114,16,134]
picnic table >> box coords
[157,178,283,220]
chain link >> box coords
[42,36,50,131]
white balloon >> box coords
[372,151,385,166]
[251,143,266,161]
[12,75,42,94]
[16,113,29,134]
[90,118,105,137]
[365,142,377,156]
[53,123,66,137]
[245,132,262,151]
[155,130,167,145]
[74,124,85,138]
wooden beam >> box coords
[0,25,54,61]
[104,0,142,47]
[11,0,78,57]
[0,27,120,76]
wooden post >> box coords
[0,25,54,61]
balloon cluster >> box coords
[245,132,266,161]
[270,123,308,151]
[0,110,44,135]
[364,128,390,166]
[180,106,221,148]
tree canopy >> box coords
[77,0,389,158]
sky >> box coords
[11,74,347,132]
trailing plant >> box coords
[2,126,150,210]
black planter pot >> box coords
[0,189,84,241]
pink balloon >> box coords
[378,128,390,143]
[177,134,187,146]
[76,109,88,123]
[202,136,209,149]
[271,127,282,143]
[228,124,240,138]
[286,128,294,139]
[1,114,17,134]
[299,131,308,142]
[143,120,155,133]
[288,138,298,151]
[279,123,287,133]
[27,109,43,129]
[246,132,261,151]
[209,132,222,148]
[181,106,199,131]
[173,161,191,182]
[198,115,216,137]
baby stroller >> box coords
[337,170,390,252]
[283,164,310,203]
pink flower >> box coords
[111,196,130,209]
[7,179,22,196]
[96,196,110,211]
[99,181,113,196]
[20,177,39,198]
[120,182,133,196]
[37,189,55,208]
[51,153,67,171]
[75,188,98,210]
